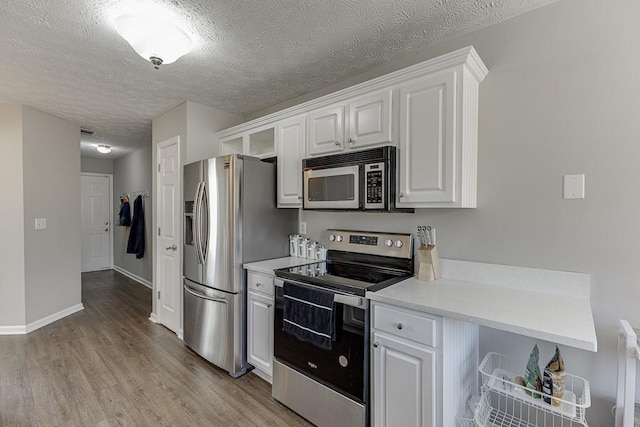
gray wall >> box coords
[113,145,152,282]
[0,104,26,327]
[81,156,113,174]
[252,0,637,423]
[21,106,81,324]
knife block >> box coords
[415,246,441,282]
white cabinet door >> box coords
[397,72,456,207]
[247,290,274,376]
[372,331,437,427]
[308,105,345,156]
[347,90,393,149]
[277,115,306,207]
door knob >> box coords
[166,244,177,250]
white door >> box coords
[348,89,393,149]
[372,331,437,427]
[308,105,345,156]
[277,115,306,207]
[157,137,181,334]
[397,73,456,206]
[247,291,274,375]
[81,174,112,272]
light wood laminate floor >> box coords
[0,270,311,427]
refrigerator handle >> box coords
[200,182,209,262]
[194,182,204,265]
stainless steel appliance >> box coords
[302,146,412,212]
[183,154,296,377]
[272,230,413,426]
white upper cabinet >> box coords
[307,105,345,156]
[220,125,276,159]
[277,115,306,208]
[396,52,487,208]
[347,90,393,150]
[307,90,393,156]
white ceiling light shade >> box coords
[97,144,112,154]
[115,13,193,69]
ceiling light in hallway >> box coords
[97,144,112,154]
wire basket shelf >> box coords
[475,352,591,427]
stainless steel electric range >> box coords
[272,230,413,427]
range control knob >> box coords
[336,235,343,242]
[395,240,404,248]
[329,234,335,242]
[385,239,393,247]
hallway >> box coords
[0,270,309,426]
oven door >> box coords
[303,165,360,210]
[273,278,368,403]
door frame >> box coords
[154,136,182,337]
[80,172,114,271]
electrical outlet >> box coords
[299,222,307,235]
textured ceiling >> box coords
[0,0,557,159]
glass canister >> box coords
[298,238,309,258]
[316,245,327,261]
[289,235,300,257]
[307,241,317,259]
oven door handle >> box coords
[274,278,365,308]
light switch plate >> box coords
[563,174,585,199]
[299,221,307,235]
[35,218,47,230]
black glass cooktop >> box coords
[275,261,411,296]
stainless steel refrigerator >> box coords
[183,154,296,377]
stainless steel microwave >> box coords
[302,146,412,212]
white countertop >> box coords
[367,259,597,352]
[244,257,314,275]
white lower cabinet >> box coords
[372,331,436,427]
[246,271,275,382]
[371,301,479,427]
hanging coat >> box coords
[119,199,131,226]
[126,195,145,259]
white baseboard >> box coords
[178,329,184,340]
[0,303,85,335]
[149,312,158,323]
[112,265,153,289]
[26,303,85,333]
[0,325,27,335]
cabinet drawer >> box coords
[247,271,274,296]
[373,304,438,347]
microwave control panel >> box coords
[364,162,385,209]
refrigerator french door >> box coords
[183,154,296,377]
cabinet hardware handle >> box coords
[256,282,262,287]
[347,138,355,144]
[298,195,303,200]
[397,323,404,330]
[104,228,109,232]
[399,192,404,198]
[105,222,109,225]
[166,244,177,250]
[267,304,272,308]
[334,140,341,146]
[373,341,379,348]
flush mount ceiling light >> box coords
[115,12,193,69]
[97,144,112,154]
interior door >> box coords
[81,174,111,272]
[157,137,181,334]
